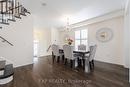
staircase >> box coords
[0,0,30,28]
[0,0,30,85]
[0,60,14,85]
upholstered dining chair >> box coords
[78,44,86,51]
[52,44,64,63]
[77,44,87,65]
[63,45,78,68]
[86,45,97,70]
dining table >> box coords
[59,49,90,73]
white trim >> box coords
[0,76,13,85]
[70,10,124,29]
[14,62,33,68]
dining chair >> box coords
[86,45,97,70]
[77,44,87,66]
[51,44,64,63]
[63,45,78,68]
[78,44,86,51]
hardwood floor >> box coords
[1,56,130,87]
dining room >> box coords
[50,14,124,72]
[31,0,129,86]
[39,14,128,87]
[0,0,129,87]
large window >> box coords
[75,29,88,49]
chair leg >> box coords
[62,55,64,62]
[52,55,55,63]
[83,59,85,69]
[64,59,67,65]
[89,61,92,70]
[92,60,94,69]
[57,56,60,63]
[52,52,54,57]
[70,59,75,68]
[78,58,82,66]
[81,59,84,66]
[70,60,73,68]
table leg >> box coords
[84,58,90,73]
[70,59,78,68]
[75,58,78,67]
[83,54,90,73]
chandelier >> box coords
[65,18,71,31]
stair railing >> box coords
[0,0,30,28]
[47,45,51,52]
[0,36,13,46]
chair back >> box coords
[78,44,86,51]
[89,45,97,61]
[52,44,60,56]
[63,45,74,60]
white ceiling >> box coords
[21,0,126,28]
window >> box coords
[75,29,88,49]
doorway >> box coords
[33,40,39,62]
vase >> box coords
[68,42,72,45]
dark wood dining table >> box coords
[59,49,90,73]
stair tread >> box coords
[15,16,21,19]
[20,13,26,16]
[0,22,9,25]
[0,61,6,70]
[8,19,16,22]
[0,64,14,79]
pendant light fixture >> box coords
[65,17,71,31]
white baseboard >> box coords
[14,62,34,68]
[94,59,124,66]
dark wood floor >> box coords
[1,56,130,87]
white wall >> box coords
[59,16,124,65]
[0,15,34,67]
[51,28,60,45]
[59,30,75,46]
[88,16,124,65]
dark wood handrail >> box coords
[0,36,13,46]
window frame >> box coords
[75,29,88,48]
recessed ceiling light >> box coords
[42,3,47,6]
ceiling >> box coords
[20,0,126,29]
